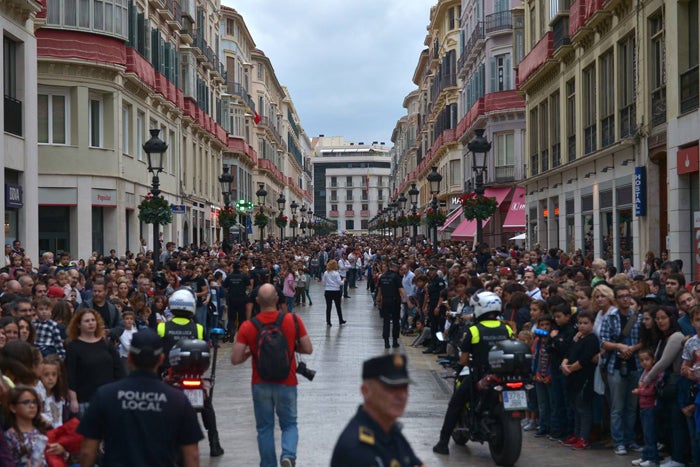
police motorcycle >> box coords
[437,300,532,466]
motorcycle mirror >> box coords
[436,332,445,342]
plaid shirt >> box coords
[32,319,65,359]
[599,308,641,374]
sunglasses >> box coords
[16,399,38,406]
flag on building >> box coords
[254,112,261,124]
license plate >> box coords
[502,390,528,410]
[184,389,204,409]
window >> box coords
[230,105,244,137]
[346,204,352,212]
[490,53,511,92]
[680,0,699,112]
[38,91,69,144]
[448,6,456,30]
[346,176,353,187]
[619,35,636,138]
[530,108,538,175]
[345,220,355,230]
[136,110,144,160]
[4,37,21,136]
[89,96,102,147]
[496,133,514,166]
[331,204,338,212]
[650,14,666,126]
[122,104,130,155]
[362,203,369,211]
[583,65,596,154]
[330,176,337,187]
[46,0,128,39]
[346,189,353,201]
[599,51,615,147]
[378,189,383,200]
[513,10,525,64]
[539,100,549,172]
[550,92,561,167]
[566,79,576,161]
[361,220,368,230]
[168,130,175,173]
[449,159,461,186]
[257,64,264,80]
[331,190,337,201]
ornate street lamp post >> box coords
[409,183,419,246]
[290,200,299,241]
[398,192,407,239]
[390,201,398,239]
[218,167,233,246]
[276,194,286,240]
[427,166,443,252]
[256,183,267,249]
[143,129,167,270]
[299,204,307,238]
[468,128,491,246]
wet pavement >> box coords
[202,280,636,466]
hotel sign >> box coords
[634,167,646,217]
[5,184,22,208]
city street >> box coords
[203,280,634,466]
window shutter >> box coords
[136,13,144,54]
[128,2,135,46]
[490,57,497,93]
[159,35,165,73]
[144,24,151,61]
[164,42,171,80]
[505,54,512,90]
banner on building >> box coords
[634,167,647,217]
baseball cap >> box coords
[362,354,412,386]
[129,329,164,362]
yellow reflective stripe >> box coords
[470,325,480,344]
[470,320,508,344]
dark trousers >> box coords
[571,388,593,440]
[439,375,472,442]
[347,268,356,288]
[341,277,349,297]
[227,298,247,332]
[550,370,573,438]
[201,392,221,448]
[381,303,400,341]
[324,290,343,324]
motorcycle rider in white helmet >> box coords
[432,290,513,455]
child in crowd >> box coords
[681,305,700,465]
[561,311,600,450]
[533,314,554,438]
[547,303,577,442]
[529,300,548,334]
[633,347,663,466]
[41,355,69,429]
[3,386,50,465]
[32,297,66,358]
[51,300,73,341]
[118,310,138,374]
[518,330,537,431]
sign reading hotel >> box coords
[634,167,646,217]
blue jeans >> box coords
[572,389,593,440]
[608,369,639,448]
[550,370,573,437]
[252,383,298,467]
[286,296,295,313]
[640,407,660,462]
[195,304,208,335]
[535,382,552,433]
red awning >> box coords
[484,186,512,206]
[503,187,526,232]
[451,217,493,241]
[438,208,463,233]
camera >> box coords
[296,361,316,381]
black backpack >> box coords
[251,312,292,381]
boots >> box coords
[384,339,390,349]
[432,438,449,455]
[392,339,400,348]
[208,430,224,457]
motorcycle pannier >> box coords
[487,339,532,375]
[169,339,211,374]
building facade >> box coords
[312,137,391,235]
[2,0,40,255]
[518,0,698,273]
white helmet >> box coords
[169,288,196,319]
[470,291,502,319]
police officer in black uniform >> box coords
[156,288,224,457]
[223,260,250,333]
[376,260,407,349]
[331,354,425,467]
[78,329,204,466]
[432,290,513,455]
[424,265,446,353]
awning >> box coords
[451,217,493,241]
[484,186,512,207]
[438,208,463,233]
[509,233,527,240]
[503,187,526,232]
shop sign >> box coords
[5,184,22,208]
[172,204,186,214]
[92,189,117,207]
[634,167,646,217]
[695,212,700,280]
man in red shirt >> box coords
[231,283,313,467]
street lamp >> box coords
[276,194,286,240]
[256,183,267,248]
[427,166,443,252]
[143,129,168,270]
[409,183,419,246]
[398,193,407,238]
[300,204,307,238]
[290,200,299,241]
[390,201,399,239]
[468,128,492,246]
[218,167,234,247]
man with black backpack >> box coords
[231,283,313,467]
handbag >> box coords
[654,371,680,400]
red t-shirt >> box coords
[236,311,308,386]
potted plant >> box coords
[459,192,498,221]
[254,212,269,227]
[138,192,173,225]
[425,208,446,228]
[289,218,298,228]
[275,214,288,229]
[218,206,237,230]
[407,213,421,226]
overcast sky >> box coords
[225,0,437,146]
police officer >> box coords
[331,354,425,467]
[156,288,224,457]
[375,260,407,349]
[423,265,446,353]
[432,290,513,455]
[223,260,250,333]
[78,329,204,466]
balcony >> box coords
[552,15,571,51]
[259,116,286,150]
[569,0,605,38]
[458,22,484,73]
[494,165,514,182]
[584,124,597,154]
[651,87,666,127]
[345,210,355,216]
[568,135,576,162]
[329,211,339,218]
[619,102,636,138]
[4,95,22,136]
[601,115,615,147]
[431,72,457,102]
[517,32,553,85]
[360,210,370,217]
[680,65,699,114]
[226,82,255,111]
[485,11,512,34]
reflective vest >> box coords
[468,319,513,375]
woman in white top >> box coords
[323,260,346,327]
[338,254,351,298]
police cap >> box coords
[130,329,164,366]
[362,354,412,386]
[428,264,438,270]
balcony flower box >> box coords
[360,210,370,216]
[329,211,339,218]
[345,210,355,216]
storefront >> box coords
[4,182,23,244]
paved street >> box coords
[202,280,635,466]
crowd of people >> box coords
[0,232,697,465]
